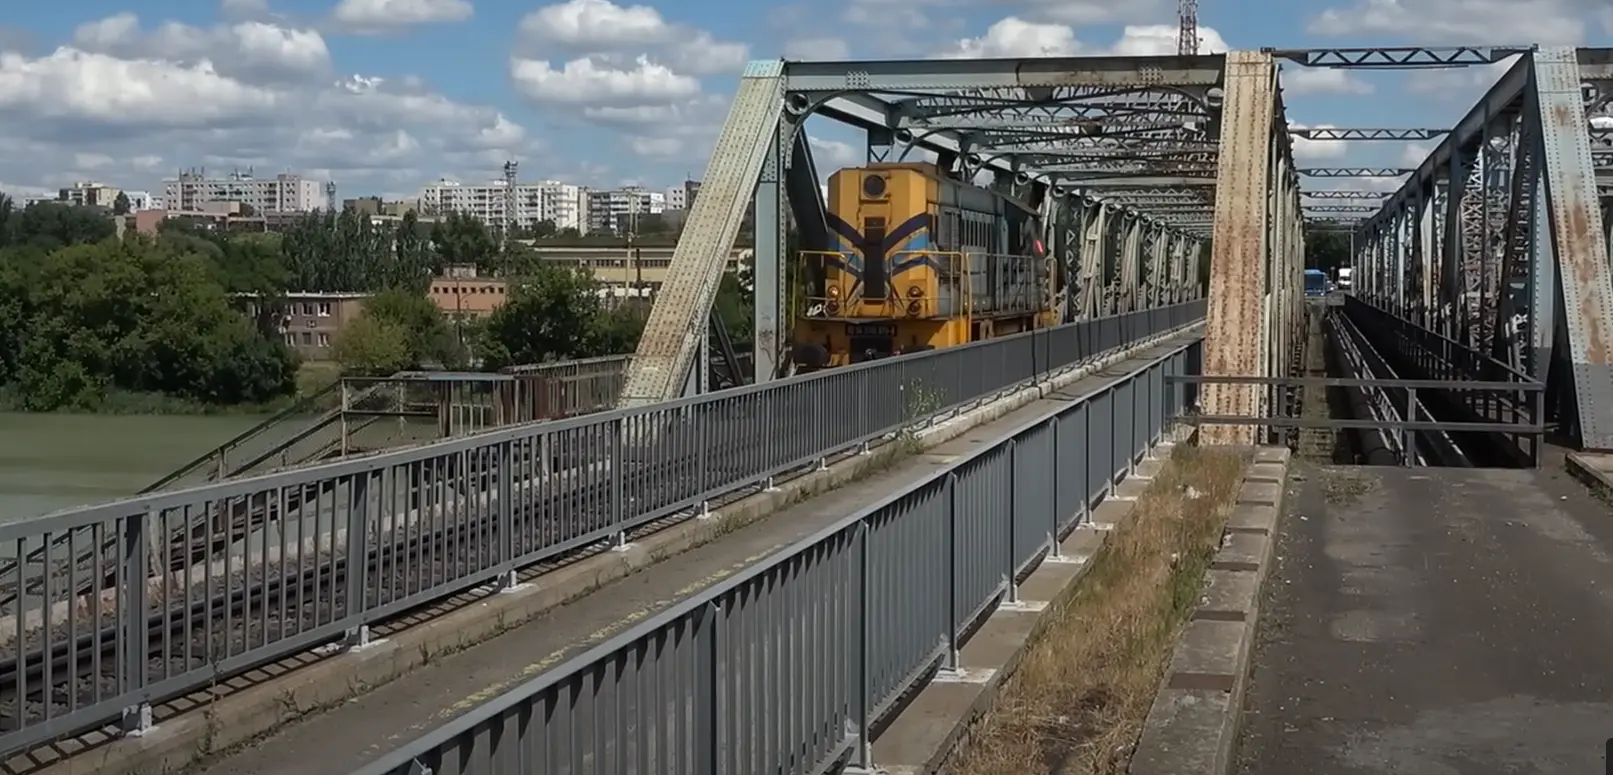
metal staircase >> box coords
[618,61,786,407]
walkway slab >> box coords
[1234,463,1613,775]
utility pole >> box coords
[627,188,642,298]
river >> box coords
[0,412,271,522]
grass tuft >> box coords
[945,443,1249,775]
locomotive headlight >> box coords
[828,285,840,297]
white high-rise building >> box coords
[420,179,585,232]
[585,187,666,234]
[162,169,326,213]
[664,180,699,211]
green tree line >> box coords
[0,193,755,412]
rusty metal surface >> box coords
[1533,48,1613,449]
[1202,51,1280,445]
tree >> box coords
[477,264,620,369]
[331,316,412,376]
[430,212,497,270]
[1305,229,1351,273]
[362,287,465,369]
[112,192,132,216]
[279,211,435,292]
[0,235,298,410]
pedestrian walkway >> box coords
[1235,460,1613,774]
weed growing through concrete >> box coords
[945,444,1248,775]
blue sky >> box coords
[0,0,1608,201]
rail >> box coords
[348,336,1204,775]
[0,300,1206,759]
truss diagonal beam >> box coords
[1268,46,1533,68]
[1290,128,1451,141]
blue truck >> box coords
[1304,269,1330,297]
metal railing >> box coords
[0,300,1204,759]
[350,337,1204,775]
[1342,297,1545,465]
[1171,375,1545,466]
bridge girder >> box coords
[1349,46,1613,450]
[620,55,1235,407]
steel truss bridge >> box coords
[1,45,1611,775]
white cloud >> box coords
[1308,0,1589,45]
[1282,67,1374,96]
[1403,59,1514,101]
[220,0,270,18]
[0,24,540,201]
[1289,123,1350,160]
[784,37,850,61]
[1399,142,1433,167]
[511,0,746,165]
[510,55,700,105]
[331,0,474,33]
[71,13,331,85]
[809,137,861,170]
[0,48,281,128]
[517,0,747,76]
[947,18,1083,58]
[941,22,1229,59]
[995,0,1170,25]
[1112,24,1225,55]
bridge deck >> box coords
[1235,460,1613,774]
[198,336,1198,775]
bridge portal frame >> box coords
[1349,47,1613,450]
[620,55,1228,408]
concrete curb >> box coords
[1564,451,1613,502]
[1127,446,1294,775]
[20,328,1203,775]
[866,428,1193,774]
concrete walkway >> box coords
[1235,462,1613,775]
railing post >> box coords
[345,471,372,647]
[698,599,724,774]
[1005,439,1018,604]
[610,416,628,549]
[119,509,152,736]
[497,441,517,589]
[1402,388,1417,466]
[1048,416,1061,558]
[944,472,960,671]
[854,518,874,768]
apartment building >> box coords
[664,180,700,211]
[56,181,122,208]
[419,179,585,232]
[163,169,326,213]
[585,187,666,234]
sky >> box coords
[0,0,1610,202]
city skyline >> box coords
[0,0,1610,203]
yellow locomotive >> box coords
[791,163,1057,370]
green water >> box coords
[0,412,270,522]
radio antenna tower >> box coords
[502,160,518,250]
[1178,0,1199,55]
